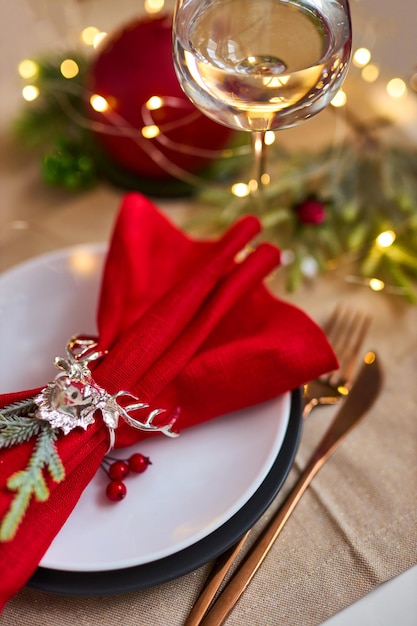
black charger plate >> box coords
[28,388,302,596]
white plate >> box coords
[0,245,292,572]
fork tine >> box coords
[337,312,371,387]
[302,306,371,419]
[324,306,371,387]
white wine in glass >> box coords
[172,0,352,203]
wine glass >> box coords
[172,0,352,208]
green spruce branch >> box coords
[0,405,66,542]
[0,406,42,447]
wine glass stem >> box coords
[251,130,267,212]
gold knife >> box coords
[187,352,383,626]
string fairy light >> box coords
[18,59,39,80]
[231,182,251,198]
[386,78,408,99]
[22,85,39,102]
[141,124,160,139]
[376,230,396,248]
[369,277,385,291]
[344,275,409,296]
[353,47,372,68]
[146,96,164,111]
[89,94,109,112]
[60,59,79,79]
[12,15,417,303]
[80,26,101,46]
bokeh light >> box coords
[60,59,79,79]
[353,47,371,67]
[361,64,379,83]
[81,26,100,46]
[386,78,407,98]
[22,85,39,101]
[330,90,347,107]
[141,125,160,139]
[231,182,250,197]
[18,59,39,80]
[90,94,109,112]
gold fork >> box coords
[302,306,371,418]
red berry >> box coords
[128,453,151,474]
[108,460,130,480]
[106,480,127,501]
[295,198,326,225]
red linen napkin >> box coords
[0,193,337,610]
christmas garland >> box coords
[196,126,417,302]
[12,52,417,302]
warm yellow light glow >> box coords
[69,250,99,276]
[261,173,271,185]
[145,0,165,13]
[376,230,396,248]
[386,78,407,98]
[90,94,109,112]
[146,96,163,110]
[60,59,79,79]
[93,32,108,49]
[141,125,160,139]
[369,278,385,291]
[361,63,379,83]
[264,131,275,146]
[248,179,258,192]
[254,135,263,153]
[330,90,347,107]
[353,47,371,67]
[337,385,349,396]
[22,85,40,101]
[81,26,100,46]
[231,182,251,198]
[364,351,376,364]
[18,59,39,79]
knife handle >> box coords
[199,459,321,626]
[184,534,249,626]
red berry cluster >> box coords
[102,453,152,502]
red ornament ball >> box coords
[86,14,233,181]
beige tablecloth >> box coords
[0,137,416,625]
[0,1,416,622]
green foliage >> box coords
[0,401,65,542]
[13,52,89,149]
[197,137,417,301]
[0,410,42,448]
[12,51,417,301]
[13,52,98,190]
